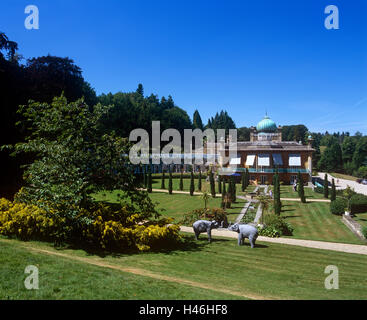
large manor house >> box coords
[219,115,314,185]
[141,115,314,186]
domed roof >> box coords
[256,115,277,132]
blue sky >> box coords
[1,0,367,134]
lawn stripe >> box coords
[9,241,273,300]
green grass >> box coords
[1,235,367,300]
[95,190,247,223]
[279,201,365,244]
[0,238,238,300]
[267,185,327,199]
[331,173,358,182]
[152,178,257,197]
[354,212,367,228]
[152,178,211,192]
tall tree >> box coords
[218,175,222,194]
[190,167,195,196]
[198,168,202,191]
[161,170,166,189]
[168,166,173,195]
[241,171,246,192]
[273,173,281,215]
[5,95,157,229]
[136,83,144,97]
[324,174,329,199]
[352,137,367,169]
[318,142,343,172]
[209,169,216,198]
[297,172,306,203]
[331,178,336,201]
[342,136,356,164]
[193,110,204,130]
[206,110,236,136]
[221,180,227,209]
[147,165,152,193]
[245,168,250,189]
[179,169,184,191]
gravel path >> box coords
[180,226,367,255]
[318,172,367,195]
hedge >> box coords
[330,198,347,215]
[350,194,367,214]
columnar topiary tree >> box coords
[221,180,226,209]
[273,173,281,215]
[145,166,149,188]
[209,168,216,198]
[229,176,236,203]
[245,168,250,189]
[198,168,202,191]
[324,173,329,199]
[161,170,166,189]
[168,166,173,195]
[227,178,233,208]
[297,171,306,203]
[233,178,237,202]
[190,167,195,196]
[179,168,184,191]
[147,165,152,193]
[218,175,222,194]
[331,178,336,201]
[241,171,246,192]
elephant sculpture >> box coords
[228,223,258,248]
[192,220,219,243]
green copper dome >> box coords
[256,115,277,132]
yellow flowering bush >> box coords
[0,198,181,251]
[84,206,181,251]
[0,198,64,241]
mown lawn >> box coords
[152,178,258,196]
[0,238,237,300]
[279,201,365,244]
[271,185,326,199]
[95,190,247,223]
[354,212,367,228]
[152,178,212,192]
[1,235,367,300]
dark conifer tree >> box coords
[198,168,202,191]
[147,165,152,193]
[297,171,306,203]
[324,173,329,199]
[331,178,336,201]
[221,180,226,209]
[179,168,184,191]
[168,166,173,195]
[241,171,246,192]
[161,170,166,189]
[209,169,216,198]
[143,165,147,188]
[245,168,249,189]
[190,167,195,196]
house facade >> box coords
[219,115,314,185]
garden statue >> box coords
[192,220,219,243]
[228,223,258,248]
